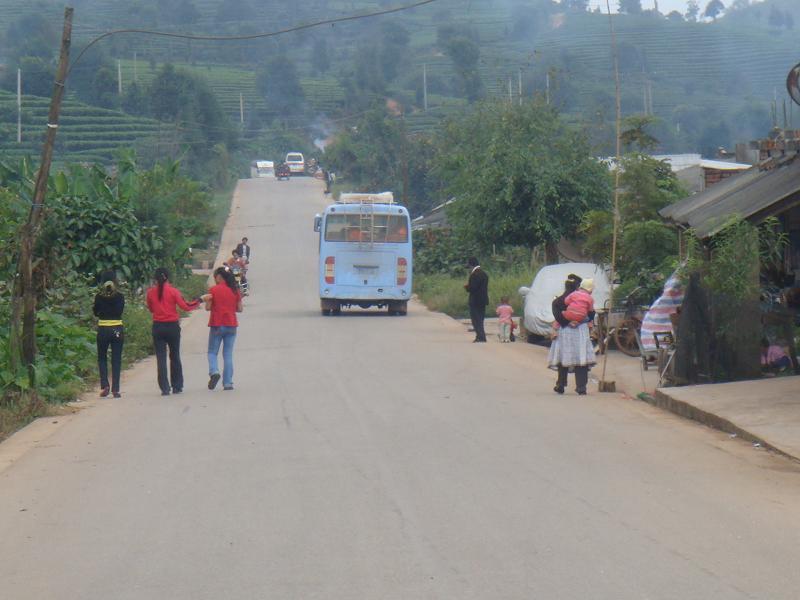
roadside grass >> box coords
[414,269,537,320]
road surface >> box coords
[1,177,799,599]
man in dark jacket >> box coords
[464,257,489,342]
[235,237,251,262]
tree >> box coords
[444,36,483,102]
[379,22,410,83]
[5,13,57,61]
[618,0,643,15]
[324,106,437,216]
[685,0,700,21]
[620,114,660,152]
[704,0,725,20]
[435,101,612,253]
[256,55,306,119]
[561,0,589,10]
[311,37,330,75]
[666,10,684,21]
[3,56,54,97]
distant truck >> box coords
[285,152,305,175]
[250,160,274,178]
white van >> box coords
[285,152,305,174]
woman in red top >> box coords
[202,266,243,391]
[145,267,200,395]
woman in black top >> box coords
[550,273,595,394]
[93,270,125,398]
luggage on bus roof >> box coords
[338,192,394,204]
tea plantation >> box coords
[0,91,164,165]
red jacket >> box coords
[146,283,199,322]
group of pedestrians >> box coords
[463,258,595,395]
[93,258,245,398]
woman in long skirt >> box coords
[548,275,595,395]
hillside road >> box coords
[1,176,799,599]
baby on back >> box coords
[562,279,595,326]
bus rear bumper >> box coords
[320,285,410,308]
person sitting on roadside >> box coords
[560,278,595,328]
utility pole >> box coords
[11,6,73,388]
[17,68,22,143]
[422,63,428,112]
[545,71,550,105]
[518,67,523,106]
[133,51,138,83]
[600,0,622,393]
[117,59,123,95]
[239,92,244,124]
[508,76,513,104]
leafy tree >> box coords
[561,0,589,10]
[435,101,611,253]
[686,0,700,21]
[311,37,331,75]
[149,64,234,158]
[324,106,437,216]
[618,0,643,15]
[4,13,57,61]
[3,56,54,97]
[704,0,725,20]
[666,10,684,21]
[256,55,306,119]
[379,22,410,83]
[444,36,483,102]
[620,114,660,152]
[89,66,119,109]
[618,153,684,222]
[121,81,149,116]
[353,43,386,96]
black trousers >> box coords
[469,303,487,341]
[152,321,183,393]
[556,365,589,393]
[97,326,124,393]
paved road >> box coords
[1,177,799,599]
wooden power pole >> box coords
[11,6,74,388]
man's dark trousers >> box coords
[470,303,487,342]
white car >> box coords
[285,152,305,174]
[518,263,611,339]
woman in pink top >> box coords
[495,296,514,343]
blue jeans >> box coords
[208,326,237,387]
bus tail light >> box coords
[324,256,335,283]
[397,257,408,285]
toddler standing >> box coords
[496,296,514,343]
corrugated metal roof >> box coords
[660,155,800,238]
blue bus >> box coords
[314,192,412,315]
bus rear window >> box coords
[325,214,409,243]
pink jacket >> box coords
[562,289,594,323]
[496,304,514,324]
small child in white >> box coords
[496,296,514,343]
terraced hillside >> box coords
[0,91,165,165]
[118,61,345,120]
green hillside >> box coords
[0,90,164,165]
[1,0,798,158]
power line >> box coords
[68,0,442,76]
